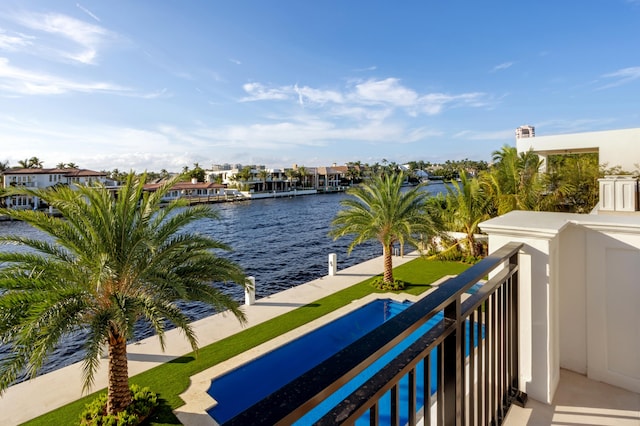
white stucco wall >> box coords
[557,224,587,374]
[516,127,640,173]
[481,210,640,403]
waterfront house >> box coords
[206,164,349,193]
[143,179,235,202]
[0,167,111,210]
[315,165,350,191]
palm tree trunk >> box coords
[107,332,132,414]
[383,243,394,283]
[467,232,478,257]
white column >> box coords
[245,276,255,305]
[480,211,564,404]
[328,253,337,276]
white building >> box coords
[143,179,236,202]
[1,168,111,210]
[516,125,640,174]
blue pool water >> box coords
[207,298,481,425]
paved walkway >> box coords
[0,252,422,425]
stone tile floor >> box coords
[504,369,640,426]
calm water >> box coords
[0,182,447,378]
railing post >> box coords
[509,251,528,408]
[443,297,461,426]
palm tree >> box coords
[0,173,248,415]
[257,169,270,191]
[28,157,43,168]
[444,172,491,257]
[297,166,308,188]
[285,169,297,190]
[330,172,440,285]
[17,157,44,169]
[0,160,8,189]
[483,145,544,214]
[345,162,361,185]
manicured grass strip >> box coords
[23,258,468,426]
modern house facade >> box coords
[143,179,236,202]
[205,164,352,196]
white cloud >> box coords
[418,92,488,115]
[0,29,33,51]
[12,11,113,64]
[241,78,490,118]
[598,66,640,89]
[353,65,377,72]
[294,84,343,105]
[491,62,513,72]
[352,78,418,106]
[241,82,290,101]
[0,57,129,95]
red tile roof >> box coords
[1,168,106,177]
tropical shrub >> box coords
[371,277,406,291]
[79,385,158,425]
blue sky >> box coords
[1,1,639,172]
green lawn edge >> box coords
[22,258,469,426]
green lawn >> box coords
[23,257,468,426]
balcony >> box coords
[221,209,640,425]
[225,243,526,425]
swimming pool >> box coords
[207,299,412,423]
[207,298,481,425]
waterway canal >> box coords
[0,182,448,377]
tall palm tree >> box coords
[330,172,440,284]
[0,173,248,414]
[444,172,491,257]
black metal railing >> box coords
[225,242,526,426]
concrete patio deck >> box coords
[0,252,421,425]
[504,369,640,426]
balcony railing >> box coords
[226,242,526,426]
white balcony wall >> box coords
[481,211,640,405]
[517,127,640,174]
